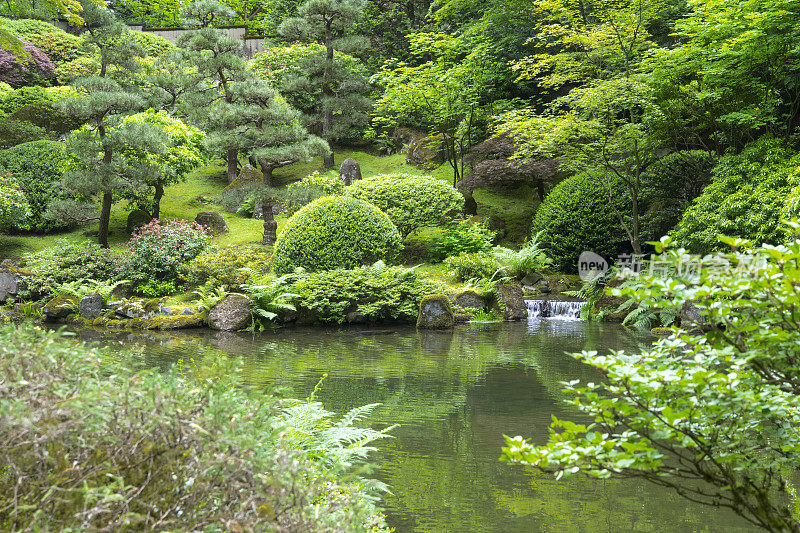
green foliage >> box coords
[184,244,271,290]
[0,17,86,65]
[531,172,619,273]
[290,263,442,324]
[128,31,176,57]
[0,118,47,149]
[0,325,390,531]
[52,278,129,304]
[491,231,552,278]
[0,140,67,232]
[444,251,501,281]
[673,137,798,254]
[191,283,228,310]
[273,196,403,274]
[0,85,51,115]
[345,173,465,238]
[283,170,345,215]
[502,228,800,530]
[430,219,496,262]
[242,276,298,327]
[0,172,31,232]
[23,239,118,297]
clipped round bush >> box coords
[0,18,86,65]
[129,31,176,57]
[273,196,402,274]
[0,140,67,232]
[531,172,619,273]
[0,85,51,115]
[0,118,47,149]
[345,173,464,238]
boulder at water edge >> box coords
[494,284,526,321]
[79,294,104,319]
[0,263,22,302]
[208,294,252,331]
[339,158,362,186]
[195,212,229,234]
[453,290,486,310]
[416,294,454,329]
[43,295,78,321]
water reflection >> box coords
[75,321,755,532]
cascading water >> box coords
[525,299,586,320]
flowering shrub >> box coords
[123,219,210,293]
[0,172,30,232]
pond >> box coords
[75,318,755,532]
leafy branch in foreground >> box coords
[502,225,800,532]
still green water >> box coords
[78,319,755,532]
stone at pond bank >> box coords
[208,294,252,331]
[79,294,104,319]
[43,295,78,320]
[453,290,486,310]
[195,212,229,235]
[126,209,151,235]
[417,294,454,329]
[346,310,366,324]
[75,312,206,330]
[339,158,362,186]
[0,263,22,302]
[494,284,526,321]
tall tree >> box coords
[279,0,370,169]
[54,2,165,247]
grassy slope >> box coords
[0,149,534,267]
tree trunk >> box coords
[152,182,164,219]
[98,190,113,249]
[261,198,278,246]
[227,149,239,183]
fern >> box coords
[53,278,129,303]
[191,283,228,311]
[241,276,298,330]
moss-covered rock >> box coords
[493,284,526,321]
[42,294,78,321]
[416,294,454,329]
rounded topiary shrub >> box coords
[345,173,464,238]
[273,196,402,274]
[530,172,618,273]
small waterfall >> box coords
[525,300,585,320]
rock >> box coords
[681,300,709,331]
[595,277,626,322]
[159,305,175,316]
[346,310,366,324]
[453,290,486,310]
[406,134,444,170]
[43,294,78,321]
[237,164,263,185]
[521,272,544,286]
[535,279,551,293]
[208,294,252,331]
[195,212,229,235]
[0,265,22,302]
[126,209,151,235]
[339,158,362,186]
[494,284,526,321]
[79,294,103,319]
[181,306,197,315]
[416,294,454,329]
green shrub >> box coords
[284,170,344,215]
[0,118,47,149]
[0,85,51,115]
[0,17,86,64]
[54,55,99,84]
[430,219,496,262]
[491,232,553,278]
[0,325,390,531]
[0,140,67,232]
[129,31,175,57]
[9,102,80,134]
[346,173,464,238]
[184,245,272,290]
[273,196,403,274]
[0,171,30,232]
[290,263,443,323]
[530,172,619,273]
[673,137,798,254]
[444,251,502,281]
[23,239,118,297]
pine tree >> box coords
[279,0,371,169]
[54,2,165,248]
